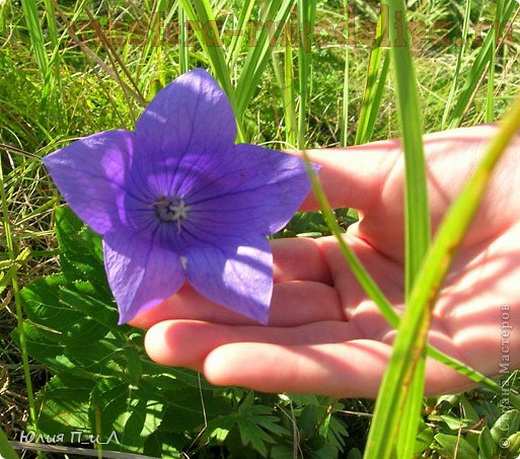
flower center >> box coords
[154,196,189,231]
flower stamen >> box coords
[154,196,189,232]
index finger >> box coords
[286,140,400,212]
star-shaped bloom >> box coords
[43,69,312,325]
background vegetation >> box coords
[1,0,520,457]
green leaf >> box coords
[440,415,473,431]
[55,206,106,286]
[460,395,480,423]
[414,424,434,456]
[35,375,93,436]
[89,379,131,439]
[347,448,363,459]
[21,274,77,329]
[160,401,206,433]
[478,426,497,459]
[122,399,163,449]
[0,425,19,459]
[434,433,478,459]
[143,430,183,458]
[60,281,118,328]
[506,431,520,454]
[490,409,520,443]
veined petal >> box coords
[103,231,185,324]
[184,144,312,238]
[43,130,136,235]
[184,236,273,324]
[134,68,237,197]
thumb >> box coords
[288,139,401,212]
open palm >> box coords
[131,125,520,398]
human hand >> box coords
[130,125,520,398]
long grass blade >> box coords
[340,0,350,147]
[396,366,425,459]
[271,32,297,146]
[20,0,50,92]
[296,0,316,148]
[486,0,503,123]
[179,5,189,73]
[354,13,390,145]
[42,0,58,51]
[364,0,430,456]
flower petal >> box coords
[43,130,136,235]
[183,144,311,238]
[103,231,185,324]
[134,68,237,197]
[184,236,273,324]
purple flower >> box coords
[43,69,311,325]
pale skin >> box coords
[130,125,520,398]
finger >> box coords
[201,340,475,398]
[144,319,363,369]
[290,140,400,212]
[130,279,343,328]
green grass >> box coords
[1,0,520,457]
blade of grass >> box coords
[179,5,189,73]
[369,2,430,457]
[364,90,520,459]
[283,31,297,147]
[20,0,51,96]
[42,0,58,51]
[384,3,431,297]
[354,12,390,145]
[296,0,316,149]
[396,365,426,459]
[340,0,350,147]
[441,0,472,129]
[0,0,9,34]
[271,31,297,147]
[486,0,503,122]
